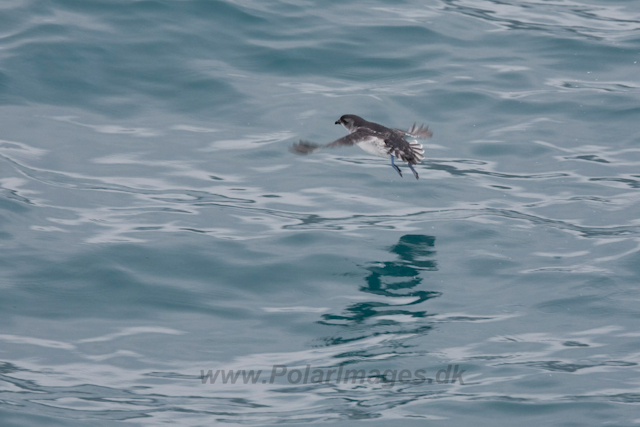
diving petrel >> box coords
[291,114,432,179]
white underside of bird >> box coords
[356,136,423,160]
[355,137,388,158]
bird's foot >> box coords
[391,155,403,178]
[408,164,419,180]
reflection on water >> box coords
[321,235,440,328]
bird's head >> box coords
[335,114,364,132]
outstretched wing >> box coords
[395,123,433,139]
[291,129,377,154]
[385,135,425,165]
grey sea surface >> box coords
[1,0,640,425]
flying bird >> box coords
[291,115,432,179]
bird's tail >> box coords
[406,123,433,139]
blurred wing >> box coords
[290,140,321,154]
[395,123,433,139]
[291,129,376,154]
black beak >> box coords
[335,120,340,125]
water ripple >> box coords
[440,0,640,40]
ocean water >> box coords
[1,0,640,425]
